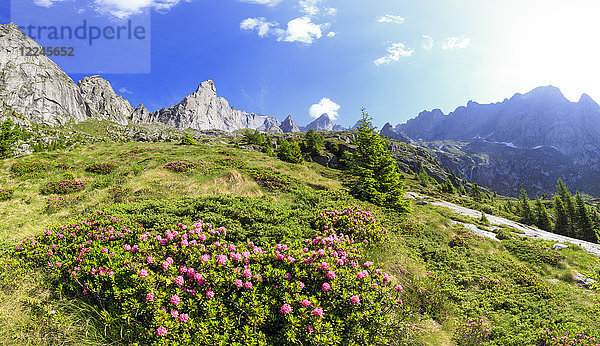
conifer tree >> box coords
[0,119,18,158]
[575,192,597,242]
[277,139,303,164]
[417,167,430,187]
[553,195,570,236]
[556,179,576,234]
[480,210,490,225]
[458,183,467,196]
[442,178,456,194]
[345,109,410,213]
[470,183,482,202]
[535,197,552,231]
[304,129,324,156]
[519,189,534,224]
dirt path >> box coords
[409,193,600,257]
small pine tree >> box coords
[304,129,324,156]
[553,195,570,236]
[556,179,576,234]
[277,139,303,164]
[535,197,552,231]
[575,192,597,243]
[442,178,456,194]
[469,183,482,202]
[345,109,410,213]
[417,167,431,187]
[458,183,467,196]
[0,119,19,158]
[480,210,490,225]
[242,130,265,146]
[180,133,196,145]
[519,189,534,224]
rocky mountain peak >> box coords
[280,115,300,133]
[78,75,133,125]
[304,114,334,131]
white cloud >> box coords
[240,17,281,37]
[309,97,340,120]
[242,16,325,44]
[118,87,132,94]
[377,14,405,24]
[327,31,336,38]
[421,34,434,50]
[326,7,337,16]
[33,0,65,7]
[374,42,414,66]
[238,0,282,6]
[299,0,320,16]
[49,0,192,19]
[282,16,322,43]
[442,36,471,50]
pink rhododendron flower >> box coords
[200,254,210,262]
[363,261,372,267]
[312,308,323,317]
[171,310,179,318]
[280,303,292,314]
[322,283,331,292]
[139,269,148,278]
[244,281,253,289]
[101,247,108,253]
[350,295,360,304]
[234,279,243,288]
[243,268,252,278]
[326,271,336,279]
[299,282,305,289]
[179,313,189,322]
[217,254,228,265]
[320,262,329,270]
[206,289,214,299]
[301,299,311,307]
[146,293,154,301]
[170,295,180,305]
[146,256,154,263]
[156,327,167,336]
[395,284,403,291]
[174,276,184,285]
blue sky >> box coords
[4,0,600,128]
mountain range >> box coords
[0,23,344,134]
[383,86,600,196]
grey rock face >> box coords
[303,114,344,132]
[396,86,600,167]
[280,115,300,133]
[0,23,89,125]
[381,122,412,143]
[78,75,133,125]
[144,80,282,132]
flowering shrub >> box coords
[314,207,388,244]
[11,161,51,176]
[536,320,600,345]
[108,187,131,203]
[246,167,294,192]
[41,180,86,195]
[449,230,486,248]
[15,208,404,345]
[217,157,246,169]
[0,188,14,201]
[453,318,492,345]
[85,163,117,175]
[502,240,562,266]
[55,163,78,170]
[46,195,81,213]
[163,161,207,173]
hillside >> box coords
[1,129,600,345]
[387,86,600,196]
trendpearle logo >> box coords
[10,0,151,74]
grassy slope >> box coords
[0,140,599,345]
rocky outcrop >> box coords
[380,123,412,143]
[78,76,133,125]
[303,114,345,132]
[0,23,89,125]
[280,115,300,133]
[140,80,282,132]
